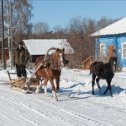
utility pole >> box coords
[4,0,13,69]
[1,0,6,69]
[8,0,13,69]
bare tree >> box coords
[0,0,32,68]
[65,17,95,68]
[53,25,66,39]
[96,16,117,30]
[81,18,96,59]
[31,16,118,68]
[68,16,82,34]
[11,0,32,42]
[65,17,117,68]
[32,22,49,38]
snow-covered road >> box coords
[0,68,126,126]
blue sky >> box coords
[30,0,126,29]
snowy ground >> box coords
[0,68,126,126]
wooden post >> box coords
[1,0,6,69]
[7,70,11,81]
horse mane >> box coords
[35,47,65,70]
[35,47,57,68]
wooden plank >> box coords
[7,70,12,81]
[6,70,17,81]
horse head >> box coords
[51,48,69,69]
[109,57,117,72]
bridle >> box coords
[50,51,64,70]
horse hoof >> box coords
[111,95,113,97]
[56,88,60,91]
[35,90,39,94]
[44,93,48,97]
[55,98,58,101]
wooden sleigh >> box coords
[7,47,68,101]
[6,47,61,91]
[7,48,55,91]
[7,62,43,93]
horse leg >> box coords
[24,79,31,92]
[115,60,117,72]
[39,77,44,89]
[103,86,108,95]
[26,83,30,91]
[35,79,41,93]
[49,78,58,101]
[103,79,113,97]
[55,70,61,90]
[55,76,60,91]
[96,77,101,94]
[43,79,48,96]
[106,79,113,97]
[92,74,96,95]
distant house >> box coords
[0,38,9,62]
[23,39,74,62]
[91,17,126,71]
[0,49,9,61]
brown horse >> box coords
[34,48,69,101]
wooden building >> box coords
[91,17,126,71]
[23,39,74,62]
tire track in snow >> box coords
[0,109,19,126]
[0,84,112,126]
[84,99,126,115]
[67,96,126,126]
[13,95,85,126]
[0,85,106,126]
[0,83,122,126]
[0,87,61,126]
[33,95,113,126]
[0,95,50,119]
[0,87,74,126]
[0,96,41,126]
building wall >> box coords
[0,49,9,61]
[95,36,116,57]
[116,35,126,70]
[95,34,126,70]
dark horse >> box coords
[90,57,117,96]
[34,47,69,101]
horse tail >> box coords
[89,63,93,75]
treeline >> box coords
[30,17,117,67]
[0,0,117,68]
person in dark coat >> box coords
[14,41,29,78]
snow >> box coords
[0,68,126,126]
[91,17,126,36]
[23,39,74,55]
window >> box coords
[122,43,126,58]
[100,43,106,56]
